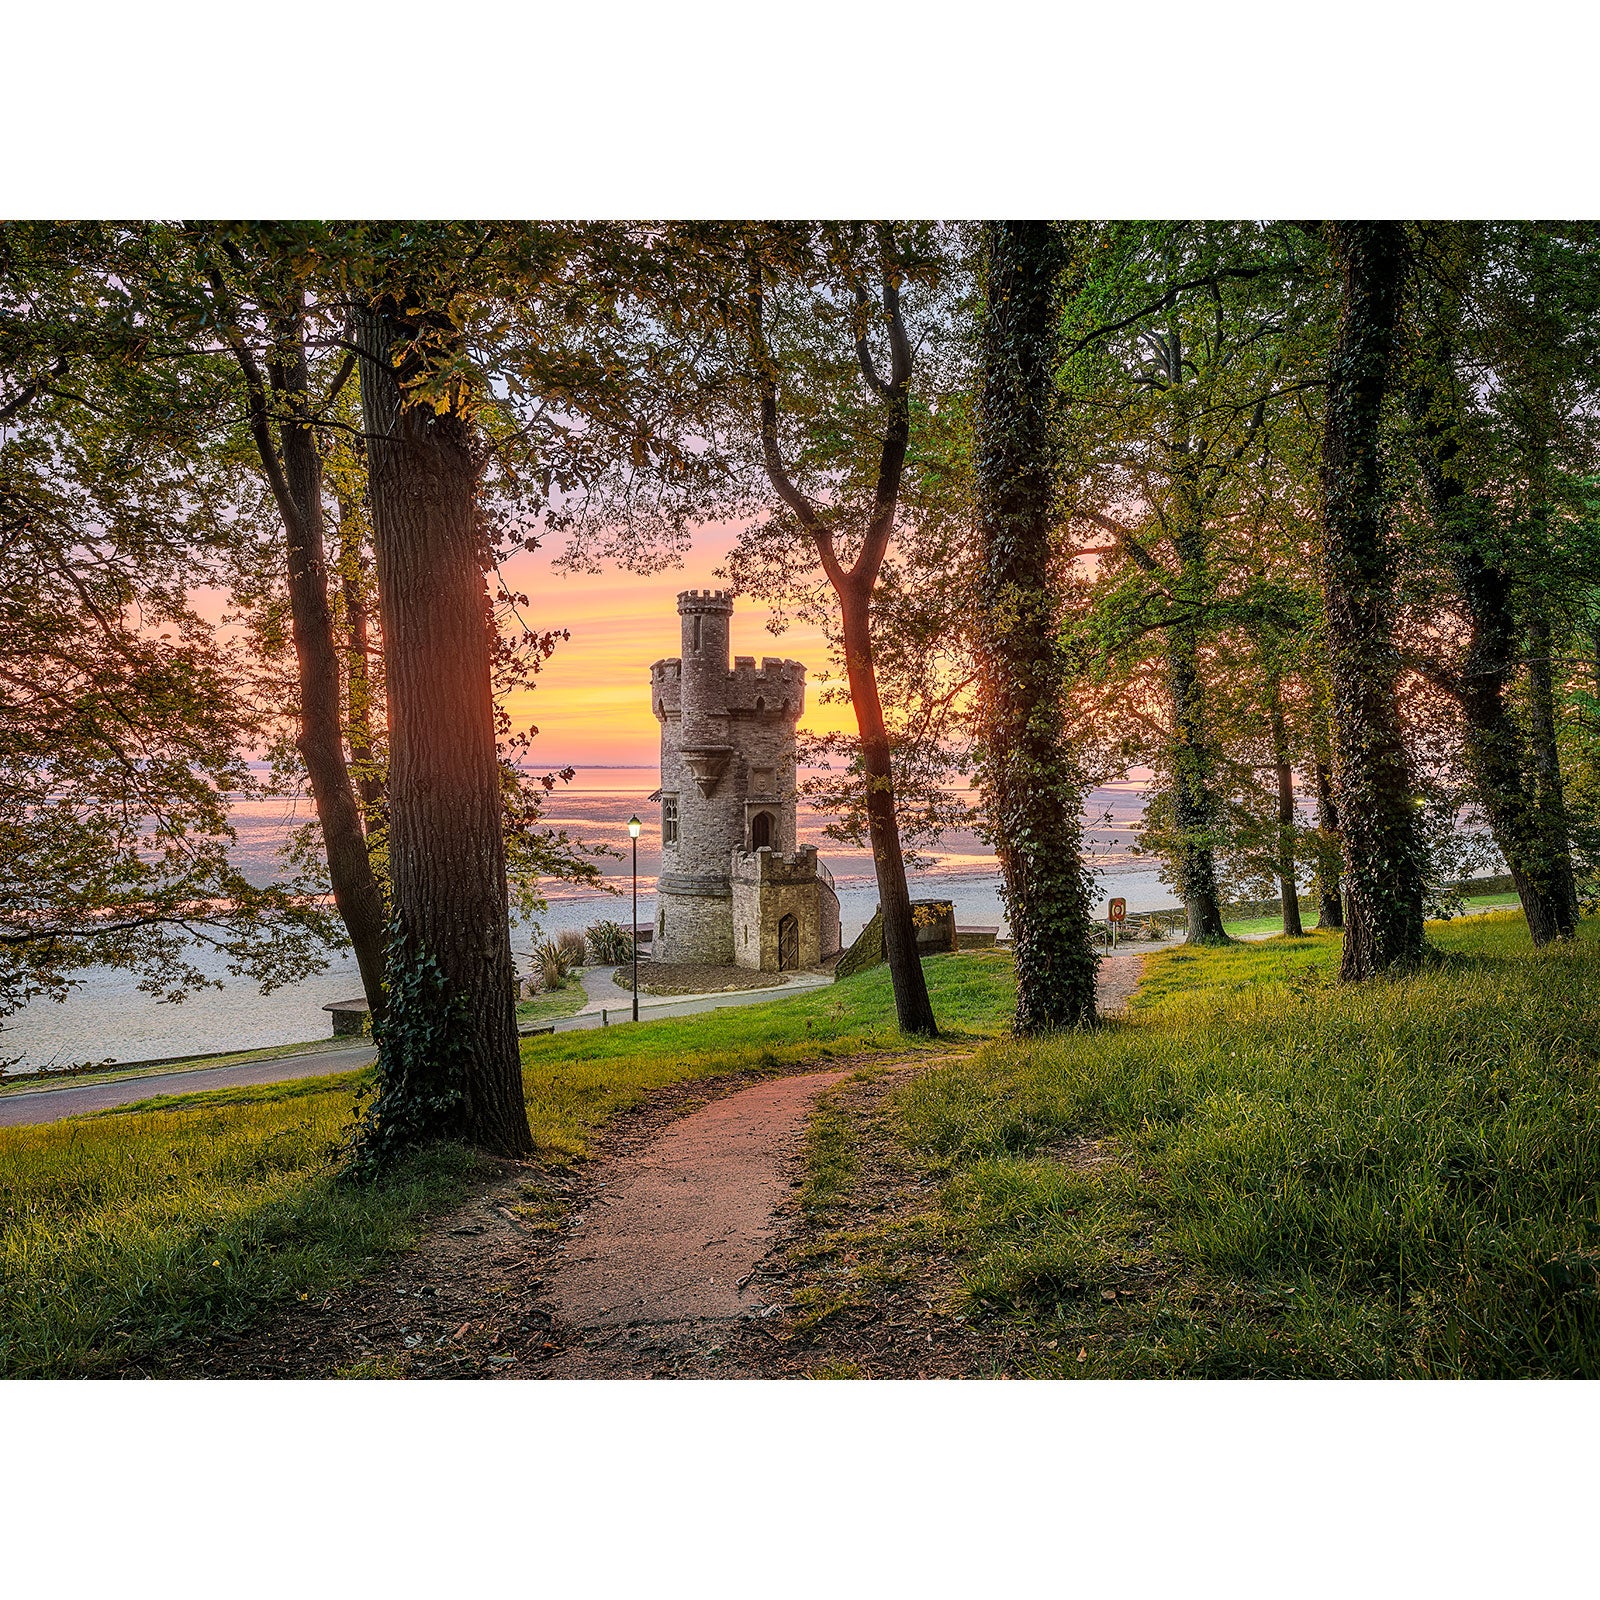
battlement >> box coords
[676,588,734,614]
[650,653,805,722]
[732,844,820,886]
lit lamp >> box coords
[628,814,642,1022]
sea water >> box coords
[2,770,1169,1072]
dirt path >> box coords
[1096,949,1149,1013]
[189,951,1150,1379]
[542,1070,846,1375]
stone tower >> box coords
[651,589,837,967]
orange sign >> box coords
[1108,898,1126,924]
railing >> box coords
[815,857,835,894]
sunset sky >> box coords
[498,523,857,768]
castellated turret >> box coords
[651,589,837,969]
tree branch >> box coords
[746,248,849,592]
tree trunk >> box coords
[1168,634,1229,941]
[1267,672,1304,936]
[1524,606,1579,935]
[1319,222,1426,980]
[262,312,388,1020]
[975,220,1098,1031]
[335,492,385,826]
[1413,355,1577,944]
[357,303,530,1158]
[1312,754,1345,929]
[839,581,938,1037]
[1162,316,1228,945]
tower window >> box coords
[692,614,702,653]
[751,810,773,849]
[663,794,679,845]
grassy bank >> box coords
[515,976,587,1026]
[0,1076,483,1376]
[516,951,1014,1160]
[0,953,1013,1376]
[886,913,1600,1376]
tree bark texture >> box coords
[1414,365,1578,944]
[839,583,938,1036]
[975,221,1098,1031]
[335,493,386,825]
[1161,321,1228,944]
[749,241,935,1036]
[1318,222,1426,980]
[1524,608,1579,934]
[235,298,388,1019]
[1266,672,1304,936]
[1312,754,1345,929]
[357,304,530,1157]
[1167,633,1229,941]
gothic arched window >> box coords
[750,811,773,849]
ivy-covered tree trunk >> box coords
[1162,321,1228,945]
[1413,356,1578,945]
[1524,607,1579,935]
[975,220,1097,1031]
[357,302,531,1159]
[1167,629,1229,941]
[1319,222,1426,980]
[1266,671,1304,936]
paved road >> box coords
[0,1043,378,1128]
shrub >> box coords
[538,939,571,991]
[585,920,635,965]
[556,930,588,969]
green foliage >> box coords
[897,913,1600,1375]
[514,978,586,1026]
[0,223,342,1030]
[344,920,469,1176]
[537,938,573,991]
[584,920,635,965]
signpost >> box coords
[1108,897,1126,950]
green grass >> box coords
[0,1076,484,1376]
[0,952,1014,1376]
[515,977,587,1026]
[514,952,1016,1161]
[1216,893,1522,941]
[892,912,1600,1376]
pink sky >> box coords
[497,525,852,767]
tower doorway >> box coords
[750,810,773,849]
[777,913,799,971]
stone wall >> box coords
[656,887,734,965]
[731,847,827,971]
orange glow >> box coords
[497,526,855,767]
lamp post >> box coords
[628,814,641,1022]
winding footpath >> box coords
[538,948,1152,1374]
